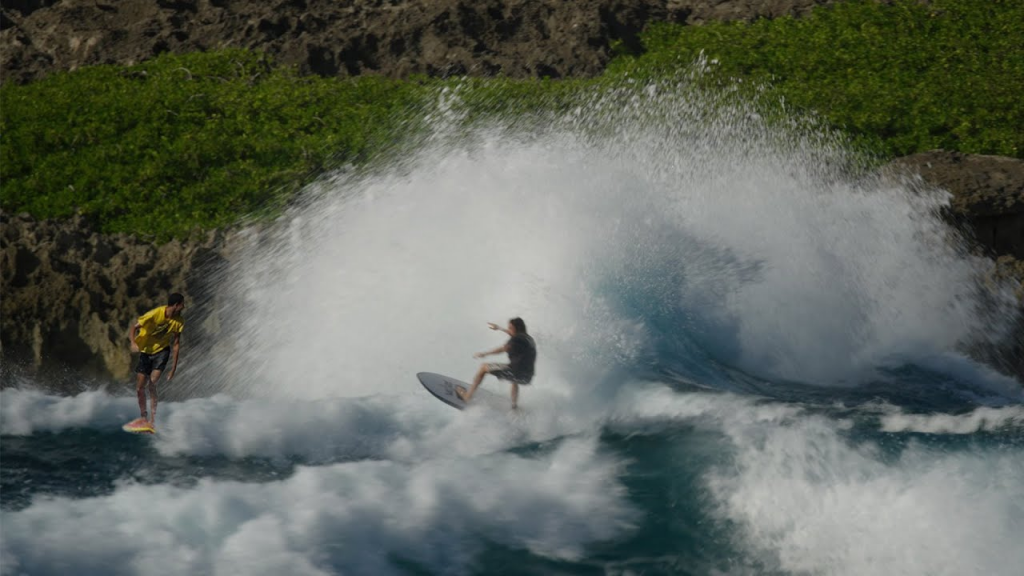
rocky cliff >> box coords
[2,0,837,85]
[1,211,238,382]
[892,152,1024,263]
[890,151,1024,381]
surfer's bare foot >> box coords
[456,387,471,402]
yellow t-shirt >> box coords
[135,306,184,354]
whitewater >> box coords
[3,80,1023,576]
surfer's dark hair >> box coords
[509,317,526,334]
[168,293,185,306]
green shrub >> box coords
[2,0,1020,237]
[609,0,1024,158]
[1,50,426,238]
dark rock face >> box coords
[893,151,1024,261]
[1,0,837,85]
[889,152,1024,382]
[1,211,236,382]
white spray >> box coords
[197,77,1016,400]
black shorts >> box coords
[136,347,171,375]
[487,363,533,385]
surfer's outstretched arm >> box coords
[473,343,508,359]
[487,322,511,335]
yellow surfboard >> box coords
[122,417,156,434]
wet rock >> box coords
[888,152,1024,384]
[892,151,1024,260]
[1,0,838,86]
[0,210,242,382]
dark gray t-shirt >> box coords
[507,333,537,379]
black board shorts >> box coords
[487,363,533,385]
[136,347,171,375]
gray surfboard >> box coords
[417,372,506,410]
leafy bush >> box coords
[1,50,426,238]
[2,0,1020,237]
[609,0,1024,158]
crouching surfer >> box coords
[129,293,185,425]
[457,317,536,409]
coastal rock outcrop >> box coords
[2,0,838,85]
[890,151,1024,380]
[1,211,236,383]
[893,151,1024,262]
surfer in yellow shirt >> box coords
[128,293,185,425]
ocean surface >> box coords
[3,81,1023,576]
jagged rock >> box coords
[887,152,1024,382]
[891,151,1024,260]
[1,0,838,85]
[0,210,240,382]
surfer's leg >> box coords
[135,372,148,418]
[147,370,162,423]
[509,382,519,410]
[459,363,490,402]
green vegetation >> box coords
[1,50,427,238]
[610,0,1024,158]
[2,0,1021,237]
